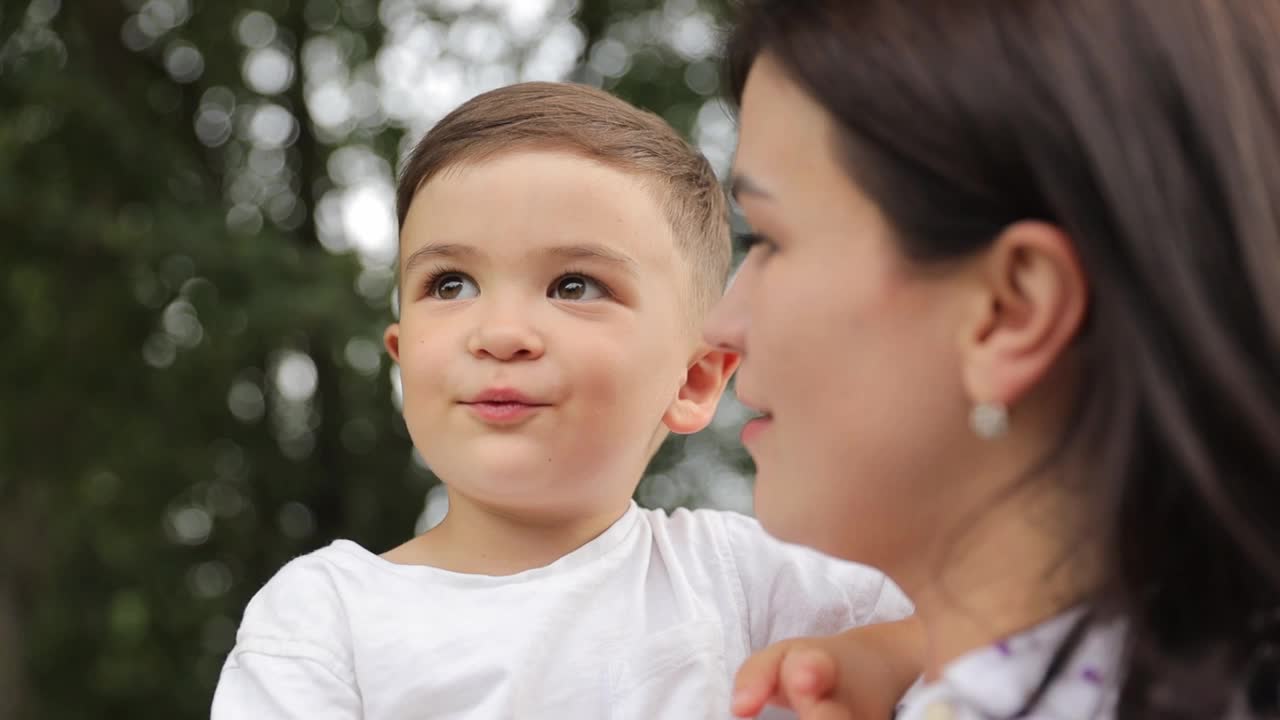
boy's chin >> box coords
[458,483,627,523]
[444,463,605,503]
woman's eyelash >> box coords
[734,231,768,253]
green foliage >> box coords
[0,0,746,717]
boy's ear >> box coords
[383,323,402,363]
[663,347,741,435]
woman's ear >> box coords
[959,220,1088,408]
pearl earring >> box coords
[970,402,1009,439]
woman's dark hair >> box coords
[726,1,1280,716]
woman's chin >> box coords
[752,484,814,545]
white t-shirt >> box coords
[212,503,911,720]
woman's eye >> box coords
[735,231,777,258]
[734,231,764,253]
[429,273,479,300]
[549,275,606,301]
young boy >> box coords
[211,82,912,719]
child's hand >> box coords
[731,637,853,719]
[730,617,924,719]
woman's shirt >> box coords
[895,610,1125,720]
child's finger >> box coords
[730,681,779,717]
[731,643,790,717]
[799,699,856,720]
[777,646,838,713]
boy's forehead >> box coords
[400,149,683,268]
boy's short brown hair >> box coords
[396,82,731,314]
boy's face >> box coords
[387,150,717,520]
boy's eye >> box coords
[549,274,605,301]
[429,273,479,300]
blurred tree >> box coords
[0,0,746,717]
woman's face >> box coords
[706,55,981,574]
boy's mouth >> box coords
[465,388,545,404]
[460,388,551,425]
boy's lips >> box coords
[459,388,551,425]
[464,388,546,405]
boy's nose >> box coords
[467,316,545,362]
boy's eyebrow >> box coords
[401,242,638,276]
[402,243,479,275]
[729,173,772,202]
[543,244,639,276]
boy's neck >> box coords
[382,490,633,576]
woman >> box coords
[707,1,1280,717]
